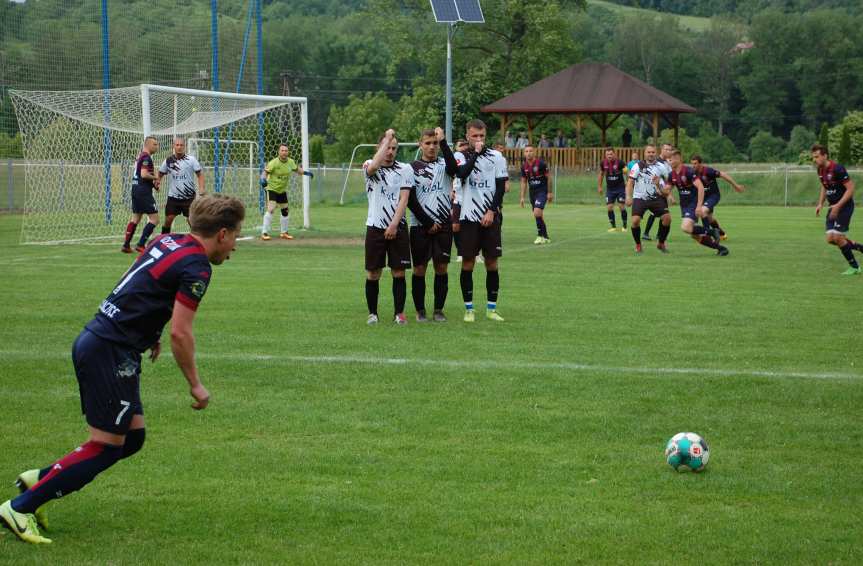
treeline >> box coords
[2,0,863,164]
[604,0,860,19]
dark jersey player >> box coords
[122,136,161,253]
[1,194,244,545]
[667,150,729,256]
[690,154,745,241]
[812,144,863,275]
[597,148,627,232]
[519,145,554,244]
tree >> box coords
[828,111,863,165]
[819,123,830,150]
[787,125,816,163]
[748,131,787,162]
[393,86,445,143]
[309,134,325,165]
[327,92,397,161]
[837,126,852,165]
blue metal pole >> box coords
[211,0,221,192]
[101,0,112,223]
[217,0,254,184]
[256,0,265,214]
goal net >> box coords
[10,84,309,244]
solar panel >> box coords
[454,0,484,23]
[429,0,459,23]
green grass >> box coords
[587,0,714,32]
[0,203,861,564]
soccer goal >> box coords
[10,84,309,244]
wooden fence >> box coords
[499,147,643,172]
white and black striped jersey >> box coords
[453,148,508,222]
[159,154,202,200]
[629,158,671,200]
[409,158,453,227]
[363,160,414,229]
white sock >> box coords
[280,214,289,233]
[262,212,272,234]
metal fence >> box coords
[1,159,858,213]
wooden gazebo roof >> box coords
[482,62,696,146]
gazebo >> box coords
[481,62,696,170]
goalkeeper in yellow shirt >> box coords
[260,144,307,240]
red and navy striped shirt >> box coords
[600,158,625,189]
[85,234,211,351]
[668,165,700,207]
[694,166,721,194]
[818,161,852,205]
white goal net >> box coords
[10,84,309,244]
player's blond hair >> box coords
[190,194,245,237]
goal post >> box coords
[10,84,310,244]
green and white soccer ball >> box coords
[665,432,710,472]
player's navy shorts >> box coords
[606,186,626,204]
[530,189,548,210]
[72,329,143,435]
[165,196,194,217]
[131,187,157,215]
[632,198,668,218]
[365,225,411,271]
[459,214,503,259]
[410,225,452,265]
[680,205,698,221]
[703,191,721,211]
[266,190,288,205]
[826,201,854,234]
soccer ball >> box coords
[665,432,710,472]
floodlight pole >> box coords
[445,23,455,142]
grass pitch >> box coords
[0,203,860,564]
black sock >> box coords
[433,273,448,311]
[644,214,656,236]
[393,276,407,315]
[535,217,544,236]
[365,279,379,315]
[711,219,724,235]
[631,225,642,245]
[849,239,863,253]
[608,210,616,227]
[698,235,720,250]
[411,274,426,313]
[12,441,122,514]
[137,222,156,247]
[658,223,670,243]
[460,270,473,304]
[539,218,548,238]
[486,270,499,305]
[701,216,710,230]
[840,244,860,268]
[621,209,628,228]
[121,428,146,459]
[693,225,706,235]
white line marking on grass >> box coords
[2,350,858,381]
[206,353,860,381]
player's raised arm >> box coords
[719,170,745,192]
[367,129,395,177]
[169,301,209,410]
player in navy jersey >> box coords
[690,154,745,241]
[407,128,450,322]
[812,144,863,275]
[597,148,627,232]
[1,194,244,544]
[642,143,674,241]
[519,145,554,244]
[441,119,507,322]
[667,150,728,256]
[122,136,161,253]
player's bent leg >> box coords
[366,269,382,324]
[14,469,49,531]
[391,268,408,324]
[0,499,51,544]
[121,415,146,460]
[412,263,428,321]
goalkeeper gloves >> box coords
[260,178,268,188]
[303,170,314,178]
